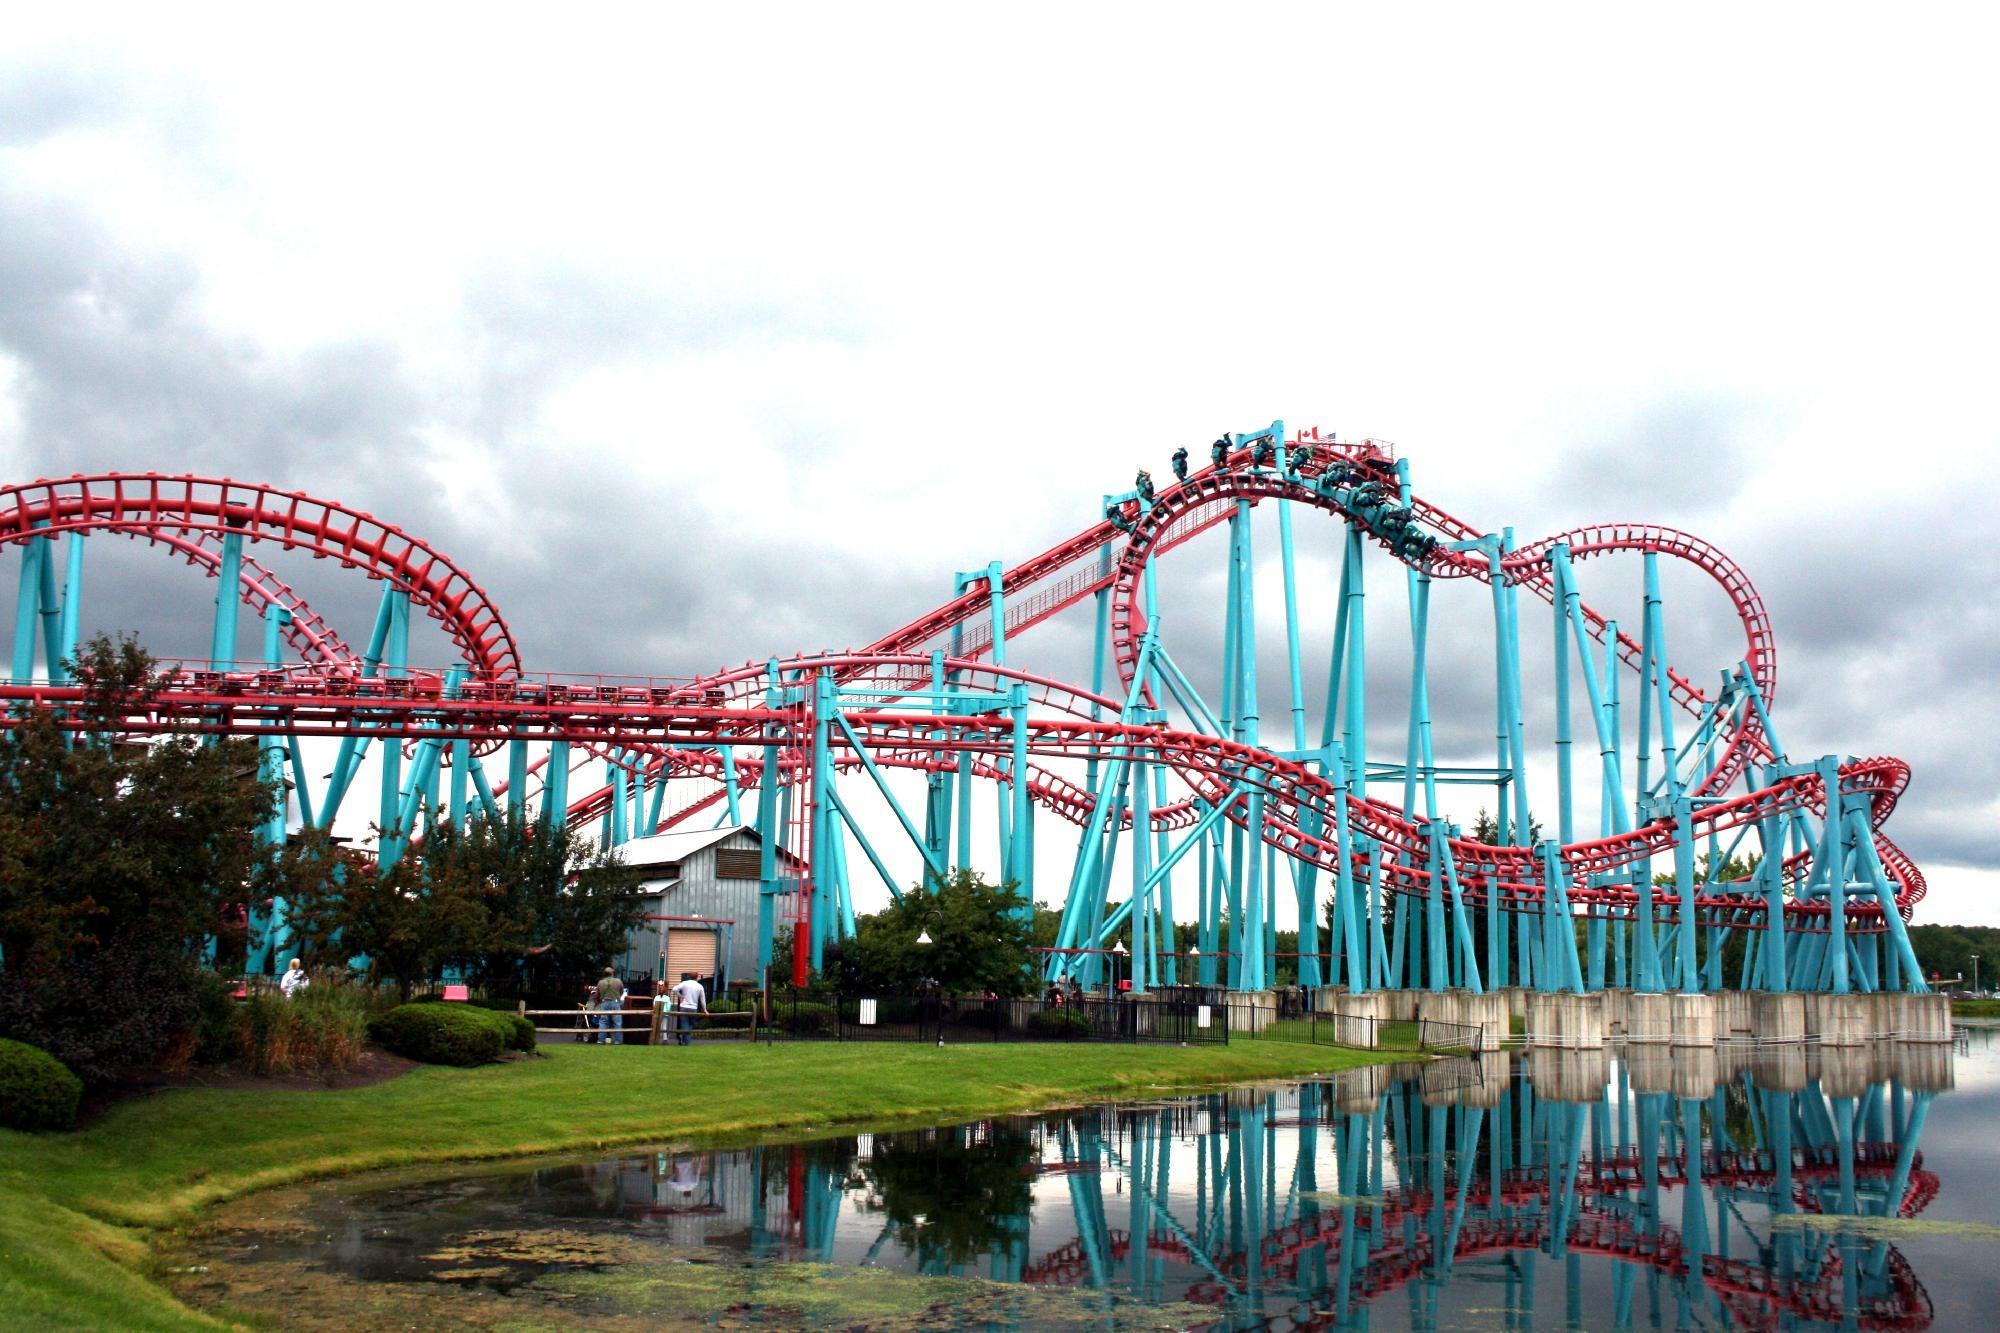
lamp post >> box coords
[1972,953,1981,996]
[913,922,942,1043]
[1112,939,1128,993]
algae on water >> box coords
[1765,1212,2000,1243]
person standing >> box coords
[279,958,309,999]
[594,967,626,1044]
[668,971,707,1046]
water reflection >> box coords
[210,1043,1974,1329]
[648,1046,1949,1328]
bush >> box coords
[1026,1008,1095,1040]
[0,1037,84,1132]
[188,970,241,1067]
[502,1011,536,1052]
[412,999,536,1052]
[0,946,214,1085]
[367,1003,505,1066]
[954,1004,1007,1032]
[775,1000,836,1035]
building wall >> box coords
[621,829,795,992]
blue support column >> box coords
[55,533,84,679]
[11,526,49,683]
[1550,545,1575,847]
[210,530,243,671]
[1819,756,1848,994]
[1007,682,1032,919]
[377,589,410,861]
[1539,842,1585,992]
[809,669,837,970]
[1671,797,1701,992]
[755,667,782,980]
[251,605,292,974]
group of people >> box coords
[586,967,709,1046]
[1042,977,1086,1008]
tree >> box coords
[1908,924,2000,990]
[1470,807,1543,846]
[829,869,1036,996]
[335,853,490,1002]
[859,1123,1037,1266]
[274,813,642,1001]
[474,816,642,1000]
[0,636,277,1081]
[1652,850,1761,888]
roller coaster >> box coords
[0,421,1930,996]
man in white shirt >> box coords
[668,972,707,1046]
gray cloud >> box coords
[1,59,1993,916]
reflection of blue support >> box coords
[1060,1121,1112,1288]
[803,1158,842,1264]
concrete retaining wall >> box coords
[1670,993,1716,1047]
[1526,991,1606,1048]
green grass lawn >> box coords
[0,1038,1386,1330]
[1951,998,2000,1019]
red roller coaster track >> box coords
[0,446,1923,933]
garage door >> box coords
[664,928,718,983]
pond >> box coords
[175,1029,2000,1330]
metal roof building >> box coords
[615,826,802,993]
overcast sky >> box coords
[3,7,1996,924]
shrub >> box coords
[188,970,241,1068]
[502,1011,536,1052]
[954,1004,1007,1032]
[776,1000,836,1035]
[412,999,536,1052]
[0,945,214,1085]
[367,1003,505,1066]
[1026,1008,1095,1040]
[0,1037,84,1132]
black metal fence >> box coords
[767,988,1231,1046]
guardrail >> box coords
[521,1004,757,1044]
